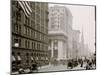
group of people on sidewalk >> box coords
[12,52,96,74]
[12,60,39,74]
[12,53,39,74]
[67,58,96,70]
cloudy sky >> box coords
[49,3,96,53]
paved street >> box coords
[38,64,86,72]
[38,65,67,72]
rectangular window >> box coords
[33,31,35,38]
[35,31,37,38]
[40,34,41,40]
[32,42,34,49]
[31,30,33,38]
[14,23,18,33]
[28,40,30,49]
[19,25,21,34]
[25,39,30,49]
[35,42,37,50]
[25,27,27,35]
[37,43,38,50]
[25,40,27,48]
[34,42,36,50]
[38,43,40,50]
[40,43,41,50]
[23,26,25,35]
[30,29,32,37]
[42,44,44,50]
[27,28,30,36]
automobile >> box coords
[31,63,38,72]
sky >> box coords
[49,4,95,53]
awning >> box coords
[46,57,48,60]
[31,56,33,60]
[12,56,16,61]
[17,56,21,61]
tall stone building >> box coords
[11,1,49,69]
[48,5,73,63]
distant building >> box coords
[79,29,85,58]
[11,1,49,69]
[72,30,80,58]
[48,5,73,62]
[79,29,90,58]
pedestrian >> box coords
[32,62,38,72]
[18,66,24,74]
[67,60,73,69]
[86,60,93,70]
[80,60,83,67]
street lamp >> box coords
[14,43,19,47]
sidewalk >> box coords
[38,64,51,69]
[73,64,85,70]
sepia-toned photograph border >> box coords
[10,0,96,74]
